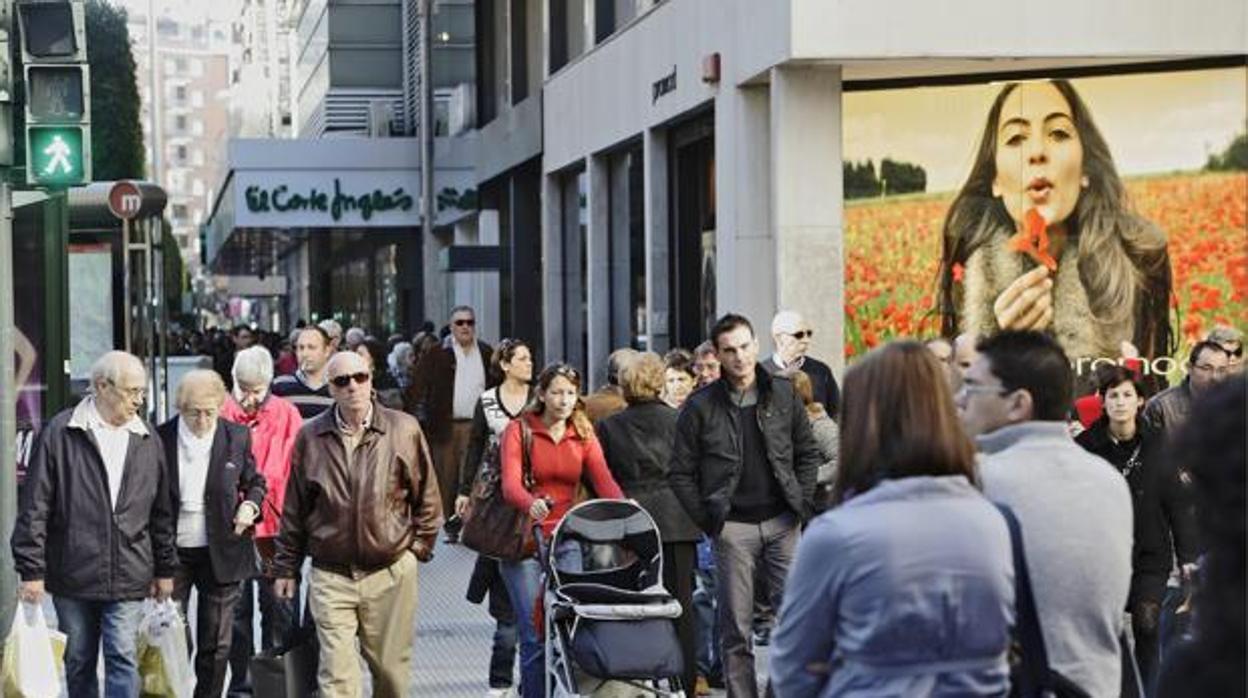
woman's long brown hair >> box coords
[832,341,977,505]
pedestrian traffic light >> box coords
[17,0,89,186]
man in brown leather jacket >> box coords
[274,351,442,698]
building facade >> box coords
[463,0,1246,387]
[126,5,232,272]
[230,0,295,138]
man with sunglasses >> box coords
[274,351,442,698]
[407,305,493,543]
[13,351,178,698]
[764,309,839,419]
[958,330,1133,697]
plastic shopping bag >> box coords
[1,601,63,698]
[136,599,193,698]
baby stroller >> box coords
[539,499,687,697]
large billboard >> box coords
[842,66,1247,378]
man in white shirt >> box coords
[158,370,266,698]
[12,351,178,698]
[408,305,492,542]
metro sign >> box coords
[108,180,143,220]
[26,125,89,186]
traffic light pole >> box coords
[0,178,18,634]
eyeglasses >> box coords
[108,380,147,400]
[329,372,371,388]
[453,318,476,327]
[955,382,1011,399]
[788,330,814,340]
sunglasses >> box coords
[453,318,476,327]
[329,372,371,388]
[549,364,581,381]
[789,330,814,340]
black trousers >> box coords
[663,541,698,693]
[174,546,244,698]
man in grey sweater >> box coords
[958,331,1132,697]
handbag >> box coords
[249,618,319,698]
[461,418,537,561]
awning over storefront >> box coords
[205,136,476,276]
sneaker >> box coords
[484,688,513,698]
[694,675,712,696]
[753,626,771,647]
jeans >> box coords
[227,575,301,696]
[53,596,145,698]
[499,557,545,698]
[487,573,519,689]
[694,566,722,681]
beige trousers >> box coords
[308,552,419,698]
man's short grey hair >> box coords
[771,310,804,336]
[318,319,343,341]
[90,351,145,391]
[232,346,274,387]
[326,351,369,377]
[176,369,227,410]
[606,348,640,386]
[345,327,367,345]
[449,305,475,319]
[693,341,716,358]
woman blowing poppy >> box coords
[938,79,1174,365]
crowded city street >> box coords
[0,0,1244,697]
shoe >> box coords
[694,675,712,696]
[485,688,513,698]
[752,627,771,647]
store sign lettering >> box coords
[244,178,415,222]
[652,66,676,103]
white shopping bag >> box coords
[2,601,62,698]
[136,599,193,698]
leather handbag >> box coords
[249,618,319,698]
[461,418,536,561]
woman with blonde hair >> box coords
[789,370,838,512]
[597,352,702,693]
[499,363,624,698]
[771,342,1014,697]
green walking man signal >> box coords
[16,0,91,186]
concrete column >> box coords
[769,65,845,374]
[608,152,633,349]
[586,153,611,389]
[642,127,670,353]
[541,172,564,365]
[716,83,775,352]
[475,211,501,342]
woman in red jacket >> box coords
[218,346,304,695]
[499,363,623,698]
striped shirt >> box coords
[270,370,334,419]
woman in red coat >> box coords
[499,363,623,698]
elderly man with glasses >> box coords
[764,309,840,419]
[406,305,493,543]
[158,370,267,698]
[12,350,178,698]
[274,351,442,698]
[221,346,305,697]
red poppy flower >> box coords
[1008,208,1058,272]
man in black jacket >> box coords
[12,350,178,698]
[764,309,840,419]
[670,314,822,698]
[158,369,267,698]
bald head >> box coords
[326,351,369,377]
[91,351,147,426]
[954,332,979,373]
[771,310,804,336]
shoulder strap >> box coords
[995,503,1050,698]
[519,417,534,491]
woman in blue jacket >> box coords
[770,341,1015,697]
